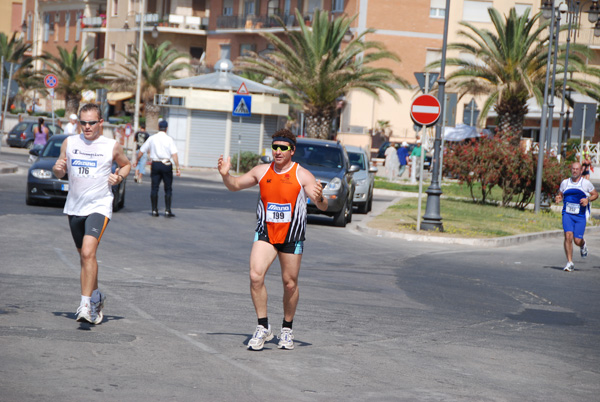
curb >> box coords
[0,162,18,174]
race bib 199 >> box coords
[266,203,292,223]
[565,202,580,215]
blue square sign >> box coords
[233,95,252,117]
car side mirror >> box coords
[348,164,360,173]
[368,165,378,173]
[260,155,272,164]
[29,148,40,157]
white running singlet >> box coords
[63,134,116,219]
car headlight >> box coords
[355,178,367,186]
[31,169,53,179]
[326,177,342,191]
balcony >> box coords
[216,13,300,30]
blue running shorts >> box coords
[562,213,586,239]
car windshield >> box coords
[41,137,64,158]
[293,144,343,170]
[347,152,366,170]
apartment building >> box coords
[1,0,24,38]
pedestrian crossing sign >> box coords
[233,94,252,117]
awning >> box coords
[107,91,134,105]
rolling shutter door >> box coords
[188,110,227,167]
[263,116,279,150]
[229,114,262,155]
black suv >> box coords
[292,138,359,227]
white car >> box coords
[345,145,377,214]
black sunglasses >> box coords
[271,144,292,152]
[79,120,99,127]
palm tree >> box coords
[40,47,108,116]
[237,9,408,139]
[0,32,33,109]
[114,41,190,130]
[431,7,600,140]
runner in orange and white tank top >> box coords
[256,161,307,246]
[218,129,328,351]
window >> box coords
[426,49,442,71]
[76,11,82,41]
[54,13,60,41]
[223,0,233,15]
[240,43,256,56]
[430,0,445,18]
[126,44,133,57]
[65,12,70,41]
[43,13,50,42]
[462,1,493,23]
[332,0,344,12]
[515,3,532,17]
[244,0,256,17]
[190,46,204,59]
[284,0,291,15]
[110,44,116,61]
[112,0,119,16]
[268,0,279,15]
[27,14,32,41]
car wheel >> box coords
[367,190,373,212]
[118,181,126,209]
[25,193,38,206]
[25,140,34,150]
[346,197,353,223]
[357,202,368,214]
[332,199,348,227]
[112,187,121,211]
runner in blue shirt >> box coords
[555,162,598,272]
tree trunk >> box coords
[144,98,160,131]
[494,96,528,146]
[65,95,80,118]
[305,108,335,139]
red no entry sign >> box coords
[411,94,441,126]
[44,74,58,89]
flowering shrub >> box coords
[444,136,569,209]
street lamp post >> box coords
[421,0,450,232]
[534,0,558,214]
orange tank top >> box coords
[256,162,307,244]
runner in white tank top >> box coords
[52,104,131,325]
[64,134,117,219]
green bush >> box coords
[55,109,65,118]
[232,151,261,173]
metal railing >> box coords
[216,13,299,29]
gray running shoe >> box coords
[563,262,574,272]
[91,292,106,325]
[581,242,588,259]
[277,328,295,350]
[247,324,273,351]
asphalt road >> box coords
[1,149,599,401]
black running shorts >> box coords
[254,232,304,254]
[68,213,110,249]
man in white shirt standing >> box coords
[134,120,180,217]
[64,114,78,135]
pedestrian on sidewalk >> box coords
[410,140,423,180]
[385,143,399,181]
[52,103,131,324]
[133,123,150,183]
[64,114,78,135]
[555,161,598,272]
[217,129,327,351]
[397,141,410,178]
[134,120,180,217]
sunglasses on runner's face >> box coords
[271,144,292,152]
[79,120,99,127]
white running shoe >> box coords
[76,303,95,323]
[247,324,273,351]
[563,262,574,272]
[277,328,294,350]
[581,242,588,259]
[91,292,106,325]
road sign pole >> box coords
[421,0,450,232]
[237,116,242,174]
